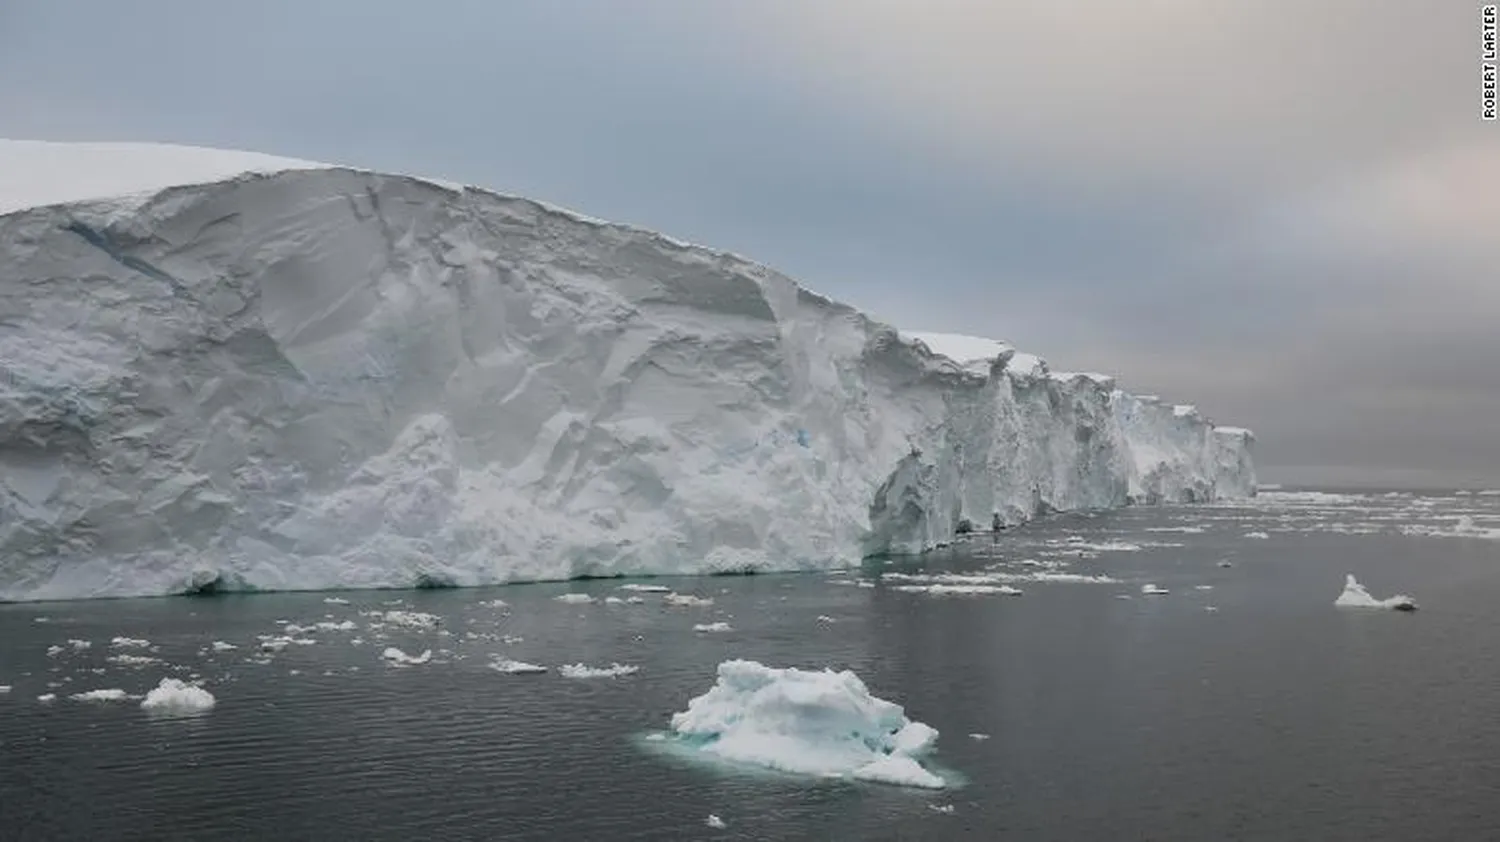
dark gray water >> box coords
[3,489,1499,841]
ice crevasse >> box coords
[0,140,1256,601]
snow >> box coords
[559,663,639,678]
[381,647,432,666]
[1334,575,1417,610]
[0,140,1256,601]
[666,659,947,789]
[140,678,216,714]
[693,622,734,633]
[489,657,548,674]
[70,688,128,702]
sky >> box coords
[1,0,1494,487]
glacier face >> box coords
[0,145,1255,600]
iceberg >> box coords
[1334,575,1417,611]
[664,659,947,789]
[140,677,216,714]
[0,140,1256,600]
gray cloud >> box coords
[1,0,1494,485]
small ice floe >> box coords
[108,654,165,667]
[558,663,639,678]
[1217,559,1235,568]
[705,814,727,829]
[664,593,714,607]
[625,596,646,604]
[619,584,672,593]
[37,693,56,703]
[1204,606,1220,613]
[928,804,956,815]
[1115,594,1133,600]
[554,593,595,604]
[0,685,11,694]
[1194,585,1215,591]
[489,658,548,675]
[664,659,947,789]
[1140,584,1170,595]
[380,610,442,630]
[381,647,433,666]
[208,641,237,653]
[1334,575,1417,611]
[968,733,991,741]
[140,678,216,715]
[479,598,509,608]
[323,597,350,605]
[313,620,357,632]
[694,622,733,633]
[110,637,151,649]
[66,639,91,651]
[1244,532,1270,540]
[604,596,627,605]
[70,688,128,702]
[816,615,836,624]
[45,645,65,657]
[892,584,1023,597]
[1145,526,1208,534]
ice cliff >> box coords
[0,140,1256,600]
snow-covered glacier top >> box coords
[0,140,1255,601]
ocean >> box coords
[3,489,1498,840]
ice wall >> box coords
[0,151,1255,600]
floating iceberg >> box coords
[140,678,216,714]
[1334,575,1417,611]
[693,622,734,633]
[554,593,596,605]
[381,647,432,665]
[489,657,548,674]
[664,659,947,789]
[0,140,1256,601]
[1141,584,1170,595]
[70,688,128,702]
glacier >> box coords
[0,140,1255,601]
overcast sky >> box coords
[1,1,1494,486]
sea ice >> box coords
[0,685,10,694]
[559,663,639,678]
[554,593,595,604]
[664,593,714,607]
[110,637,151,649]
[106,654,164,667]
[1244,531,1270,539]
[1141,584,1170,595]
[323,597,350,605]
[618,584,673,593]
[693,622,733,633]
[1334,575,1417,611]
[140,678,216,714]
[37,693,56,702]
[665,659,947,789]
[706,815,727,829]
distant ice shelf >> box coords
[0,140,1256,600]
